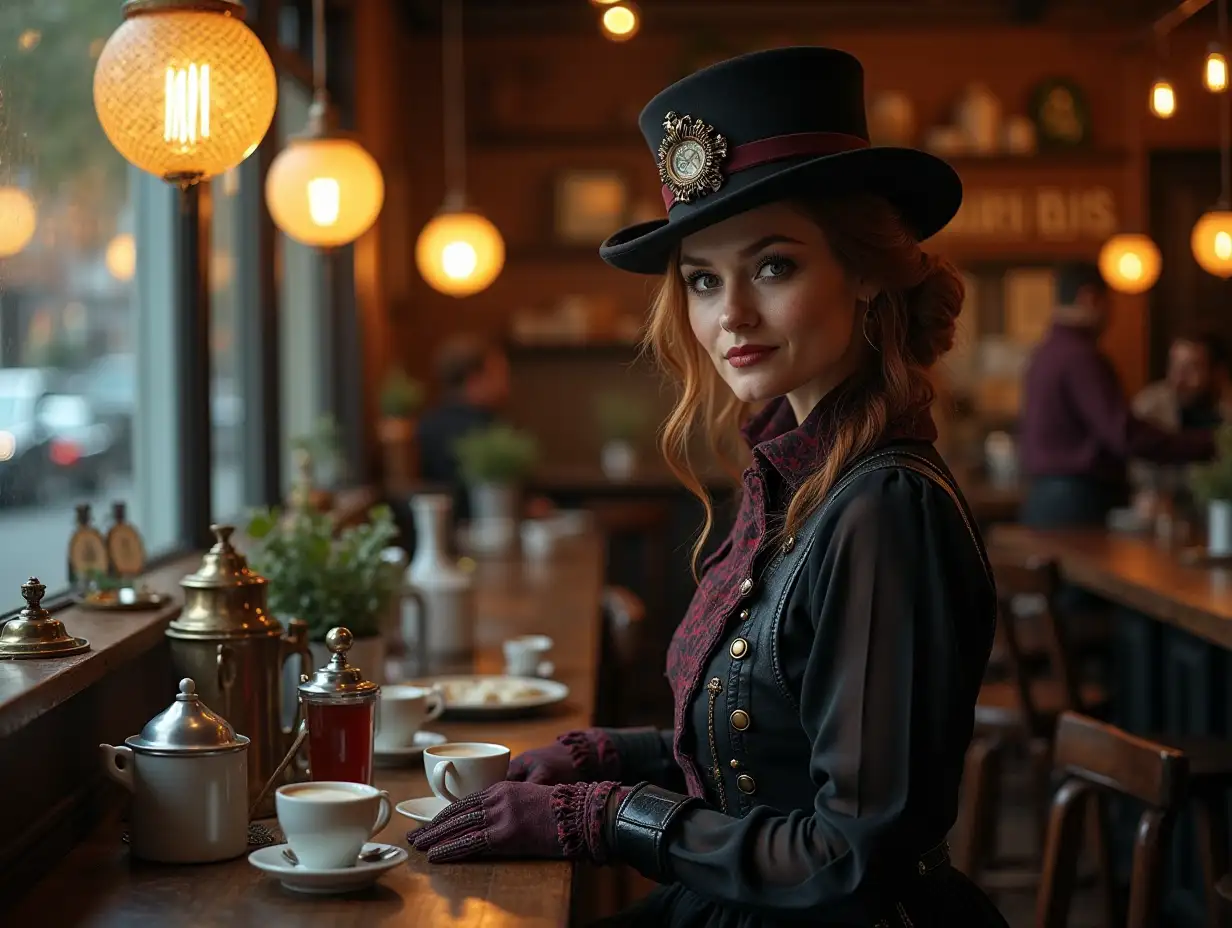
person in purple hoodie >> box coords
[1019,261,1214,530]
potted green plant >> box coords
[1190,424,1232,556]
[453,424,539,552]
[594,392,651,481]
[377,367,426,490]
[290,415,345,511]
[246,504,403,681]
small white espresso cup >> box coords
[275,781,393,870]
[424,742,511,804]
[375,684,445,750]
[502,634,554,677]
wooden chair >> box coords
[953,553,1109,894]
[1039,712,1232,928]
[595,585,647,727]
[1037,712,1188,928]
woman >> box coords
[412,46,1007,928]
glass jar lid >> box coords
[126,677,250,755]
[298,627,380,700]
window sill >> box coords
[0,485,381,739]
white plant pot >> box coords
[468,482,518,553]
[1210,500,1232,557]
[601,441,637,481]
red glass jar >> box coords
[298,627,379,784]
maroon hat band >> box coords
[660,130,869,210]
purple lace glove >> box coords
[410,780,621,863]
[506,729,621,785]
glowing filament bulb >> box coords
[1208,50,1229,92]
[1217,231,1232,260]
[307,177,341,226]
[1150,80,1176,118]
[442,241,478,279]
[164,63,211,148]
[1118,252,1144,281]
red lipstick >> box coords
[725,344,777,368]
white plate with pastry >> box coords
[410,675,569,719]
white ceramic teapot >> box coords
[100,677,250,864]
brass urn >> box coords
[170,524,312,818]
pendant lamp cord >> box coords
[312,0,327,100]
[442,0,467,204]
[1221,0,1230,205]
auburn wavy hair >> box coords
[643,194,965,574]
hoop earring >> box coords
[862,305,880,352]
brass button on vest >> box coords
[730,709,750,731]
[729,638,749,659]
[738,608,750,622]
[736,774,756,794]
[739,577,753,596]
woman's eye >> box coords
[685,271,721,293]
[755,256,794,280]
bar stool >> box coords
[953,554,1108,894]
[1039,712,1232,928]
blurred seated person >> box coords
[1130,330,1232,519]
[1134,330,1232,432]
[417,335,511,519]
[1019,262,1214,530]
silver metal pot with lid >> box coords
[170,524,312,817]
[100,678,251,863]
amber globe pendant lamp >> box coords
[415,0,505,298]
[1193,0,1232,278]
[93,0,276,545]
[265,0,384,247]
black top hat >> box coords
[599,47,962,275]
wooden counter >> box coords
[8,534,607,927]
[989,525,1232,650]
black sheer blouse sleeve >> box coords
[655,470,992,917]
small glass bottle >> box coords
[67,503,108,591]
[298,626,380,784]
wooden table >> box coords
[989,525,1232,650]
[9,534,606,927]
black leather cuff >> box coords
[611,782,700,881]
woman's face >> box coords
[679,201,869,422]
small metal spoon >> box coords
[281,846,398,868]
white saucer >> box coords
[396,795,450,824]
[248,842,407,894]
[374,730,446,763]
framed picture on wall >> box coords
[554,171,627,245]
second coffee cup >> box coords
[424,742,510,803]
[375,684,445,750]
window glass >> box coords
[0,4,180,610]
[278,76,329,498]
[211,166,247,520]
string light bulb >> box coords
[1192,209,1232,277]
[1207,44,1229,92]
[1150,77,1176,118]
[0,187,36,257]
[105,232,137,281]
[600,3,640,42]
[1097,233,1162,294]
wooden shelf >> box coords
[470,131,645,152]
[946,149,1128,169]
[506,340,642,360]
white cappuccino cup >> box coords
[275,781,392,870]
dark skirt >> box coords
[587,867,1009,928]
